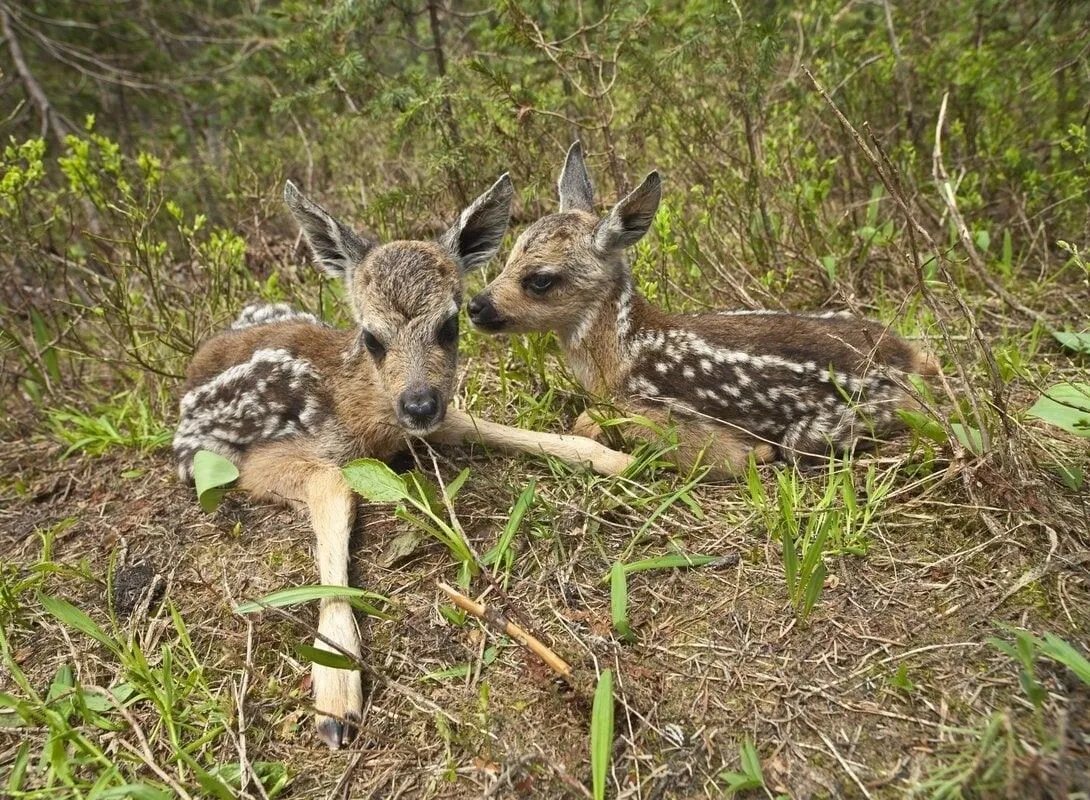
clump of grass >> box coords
[745,457,896,621]
[46,391,172,458]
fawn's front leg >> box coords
[430,409,634,476]
[240,442,363,749]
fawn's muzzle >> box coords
[397,386,443,431]
[467,293,506,331]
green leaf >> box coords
[192,450,239,513]
[421,646,498,682]
[720,771,764,793]
[444,468,471,500]
[610,562,634,643]
[97,785,173,800]
[235,584,390,614]
[950,423,984,455]
[295,643,358,671]
[1052,330,1090,355]
[342,458,408,501]
[5,741,29,793]
[740,737,765,783]
[1026,382,1090,437]
[801,562,827,619]
[482,480,535,567]
[624,553,720,574]
[39,594,120,656]
[590,669,614,800]
[1048,463,1084,490]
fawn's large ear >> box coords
[284,181,375,280]
[440,173,513,272]
[594,171,662,253]
[557,141,594,212]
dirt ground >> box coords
[3,416,1088,798]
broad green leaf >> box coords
[342,458,408,501]
[610,562,634,643]
[295,643,358,671]
[192,450,239,513]
[39,594,120,656]
[720,771,764,793]
[5,741,29,792]
[1026,382,1090,437]
[801,562,828,619]
[1038,633,1090,685]
[235,584,390,614]
[590,669,614,800]
[1053,330,1090,355]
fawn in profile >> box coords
[173,174,631,748]
[468,143,938,475]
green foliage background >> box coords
[2,0,1087,427]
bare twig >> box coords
[436,582,574,680]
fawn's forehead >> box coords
[509,212,597,269]
[356,240,461,321]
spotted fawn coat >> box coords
[174,175,631,748]
[468,143,938,475]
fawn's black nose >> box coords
[467,293,504,330]
[398,387,442,429]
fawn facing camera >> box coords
[173,175,631,749]
[468,142,939,477]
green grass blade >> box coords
[590,669,614,800]
[294,643,358,671]
[610,562,634,643]
[235,585,390,614]
[39,594,121,657]
[740,737,765,783]
[482,479,535,567]
[801,562,827,620]
[624,553,719,574]
[444,468,471,500]
[1038,633,1090,685]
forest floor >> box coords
[3,370,1088,798]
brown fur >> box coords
[175,176,633,749]
[469,143,937,476]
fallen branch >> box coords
[437,582,574,681]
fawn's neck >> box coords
[558,276,662,395]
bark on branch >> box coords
[0,3,73,148]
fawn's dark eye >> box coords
[437,314,459,347]
[523,272,558,296]
[361,330,386,363]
